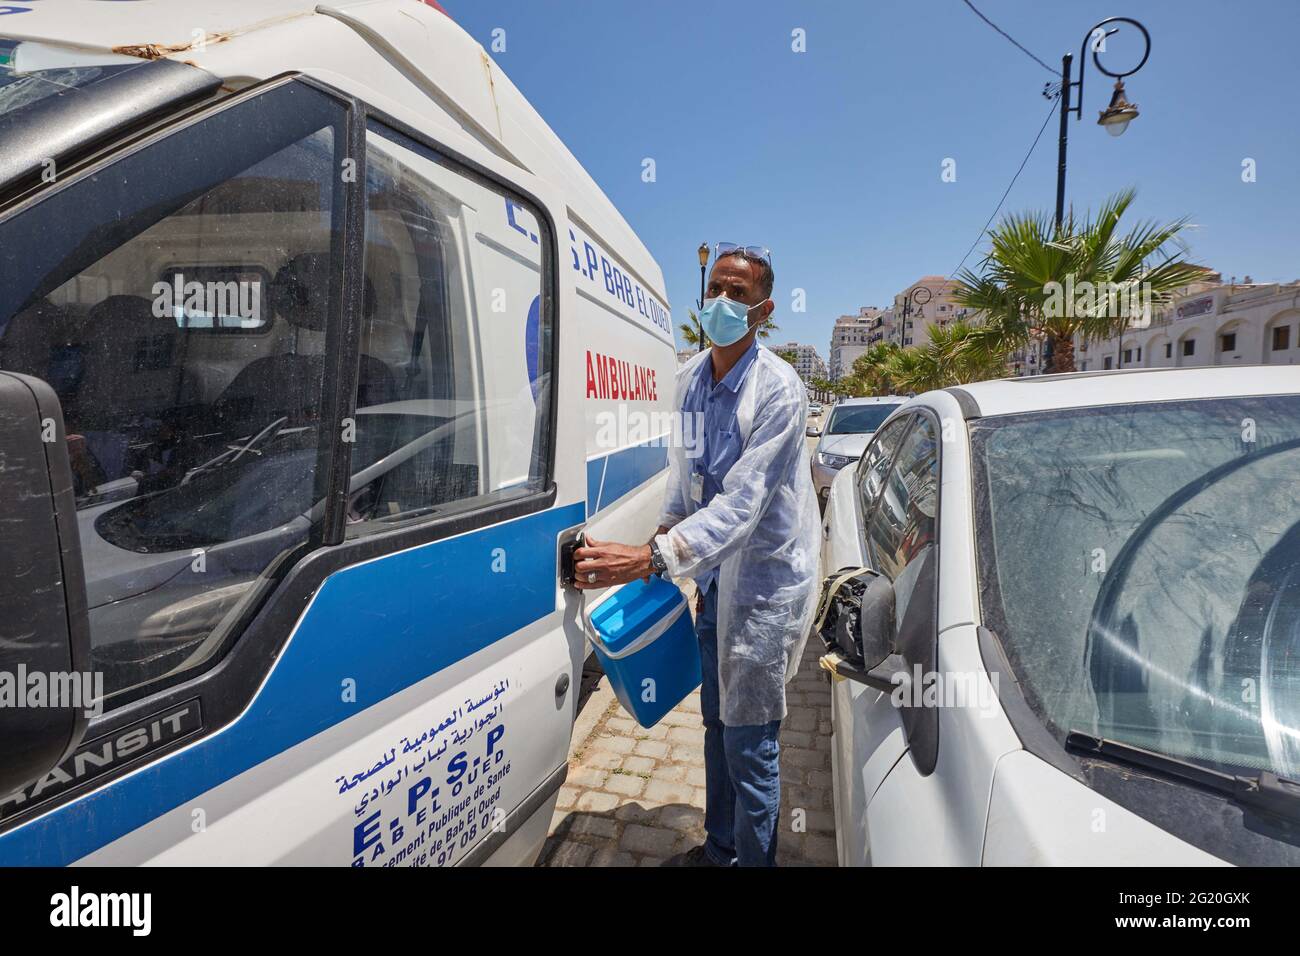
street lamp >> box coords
[1045,17,1150,373]
[1051,16,1151,230]
[695,242,709,352]
[1098,79,1140,136]
[898,285,931,346]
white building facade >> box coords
[772,341,828,382]
[828,306,886,380]
[1077,279,1300,373]
[892,276,977,347]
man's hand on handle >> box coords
[573,527,668,590]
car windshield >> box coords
[971,395,1300,781]
[827,404,897,435]
[0,40,144,119]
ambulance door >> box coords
[0,75,578,866]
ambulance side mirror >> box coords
[0,373,92,799]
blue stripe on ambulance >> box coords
[586,440,667,515]
[0,501,584,866]
[586,455,607,516]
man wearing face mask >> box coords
[574,244,821,867]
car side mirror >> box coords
[855,573,894,666]
[0,372,92,798]
[816,567,894,664]
[816,568,911,694]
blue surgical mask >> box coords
[700,295,769,347]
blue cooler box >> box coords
[586,576,701,728]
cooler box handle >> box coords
[580,585,689,661]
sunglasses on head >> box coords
[714,242,773,269]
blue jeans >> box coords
[695,583,782,867]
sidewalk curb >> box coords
[569,678,618,759]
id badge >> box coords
[690,471,704,506]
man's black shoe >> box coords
[663,844,730,867]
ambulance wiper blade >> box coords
[1065,730,1300,823]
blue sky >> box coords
[446,0,1300,355]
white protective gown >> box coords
[655,346,822,726]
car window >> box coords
[0,81,347,704]
[856,415,911,518]
[342,122,551,532]
[863,414,938,629]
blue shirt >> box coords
[681,341,760,594]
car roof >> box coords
[945,365,1300,419]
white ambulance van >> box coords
[0,0,675,866]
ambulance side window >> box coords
[0,80,348,706]
[343,122,552,532]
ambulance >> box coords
[0,0,675,865]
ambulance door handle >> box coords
[559,531,585,588]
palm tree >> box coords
[878,346,933,394]
[923,320,1008,386]
[808,375,835,400]
[842,324,1008,397]
[886,323,1005,394]
[845,342,903,396]
[679,309,707,350]
[953,188,1204,373]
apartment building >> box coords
[892,276,976,347]
[828,306,886,380]
[1077,275,1300,372]
[771,341,828,382]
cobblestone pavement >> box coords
[538,623,837,867]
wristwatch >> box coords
[648,538,668,575]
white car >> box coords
[810,396,906,507]
[817,366,1300,865]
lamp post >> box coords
[1052,16,1151,231]
[695,242,709,352]
[1045,16,1150,373]
[898,285,932,346]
